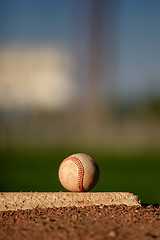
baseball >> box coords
[58,153,100,192]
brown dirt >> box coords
[0,204,160,240]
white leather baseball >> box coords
[58,153,100,192]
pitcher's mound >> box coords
[1,204,160,240]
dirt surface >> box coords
[0,204,160,240]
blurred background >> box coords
[0,0,160,204]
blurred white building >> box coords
[0,45,76,112]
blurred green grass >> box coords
[0,146,160,204]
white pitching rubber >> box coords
[0,192,141,211]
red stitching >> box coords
[58,156,84,192]
[81,153,97,165]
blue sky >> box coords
[118,0,160,99]
[0,0,72,44]
[0,0,160,100]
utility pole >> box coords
[71,0,118,139]
[86,0,105,130]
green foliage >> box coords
[0,146,160,204]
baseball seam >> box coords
[58,156,84,192]
[81,153,97,165]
